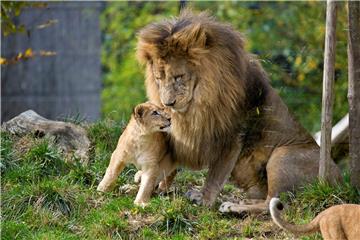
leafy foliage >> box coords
[0,2,56,66]
[1,2,28,36]
[1,2,48,36]
[0,48,56,65]
[102,2,349,133]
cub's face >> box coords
[152,57,197,113]
[134,102,171,133]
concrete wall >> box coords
[1,2,102,122]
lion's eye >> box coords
[151,111,159,116]
[174,74,184,83]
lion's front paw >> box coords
[185,189,215,207]
[185,189,203,205]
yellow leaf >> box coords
[307,59,317,70]
[297,73,305,82]
[295,56,302,67]
[0,58,7,65]
[24,48,34,58]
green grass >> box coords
[1,123,359,240]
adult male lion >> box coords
[136,10,341,214]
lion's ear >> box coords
[134,104,145,121]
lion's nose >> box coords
[164,100,176,107]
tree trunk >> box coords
[347,0,360,190]
[319,0,337,181]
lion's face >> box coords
[152,57,197,113]
[134,102,171,133]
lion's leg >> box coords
[219,198,270,215]
[221,146,334,215]
[239,198,267,205]
[186,141,243,207]
[243,184,268,200]
[220,145,322,215]
[97,150,126,192]
[266,146,326,199]
[219,185,269,214]
[134,166,159,206]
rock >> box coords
[2,110,90,164]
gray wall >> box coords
[1,2,102,122]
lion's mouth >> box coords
[160,123,171,130]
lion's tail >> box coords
[269,198,320,235]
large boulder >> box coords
[2,110,90,164]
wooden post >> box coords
[319,0,337,180]
[347,0,360,190]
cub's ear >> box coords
[134,105,145,120]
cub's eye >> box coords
[174,74,184,83]
[151,111,159,116]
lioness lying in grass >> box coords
[270,198,360,240]
[97,102,173,206]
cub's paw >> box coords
[96,183,109,192]
[133,200,149,208]
[134,170,142,183]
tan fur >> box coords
[136,10,342,210]
[97,102,174,206]
[270,198,360,240]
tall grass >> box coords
[278,174,359,239]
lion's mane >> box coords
[137,10,270,169]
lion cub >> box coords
[270,198,360,240]
[97,102,171,206]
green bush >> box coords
[101,2,179,121]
